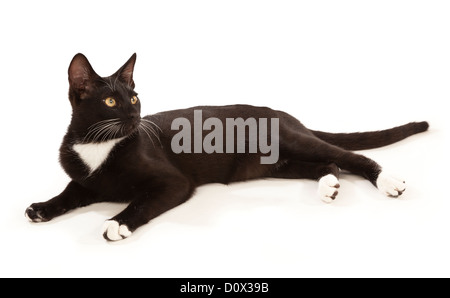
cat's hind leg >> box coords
[280,133,406,198]
[273,161,341,203]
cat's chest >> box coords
[72,138,125,174]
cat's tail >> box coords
[310,121,429,150]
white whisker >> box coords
[82,117,161,145]
[86,118,119,131]
[139,120,162,148]
[139,124,155,147]
[141,118,163,133]
[83,119,122,143]
[95,123,118,143]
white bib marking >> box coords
[73,137,125,174]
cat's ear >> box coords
[114,53,137,89]
[68,53,99,99]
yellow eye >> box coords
[131,95,138,104]
[104,97,116,107]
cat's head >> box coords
[67,53,142,143]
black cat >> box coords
[25,53,429,241]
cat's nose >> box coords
[128,113,140,121]
[126,114,140,131]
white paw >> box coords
[102,220,132,241]
[376,171,406,197]
[318,174,340,203]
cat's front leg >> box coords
[102,177,193,241]
[25,181,98,222]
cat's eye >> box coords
[104,97,116,107]
[131,96,139,105]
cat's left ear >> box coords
[114,53,137,89]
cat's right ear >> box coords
[68,53,98,100]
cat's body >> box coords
[25,54,429,241]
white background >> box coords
[1,0,449,277]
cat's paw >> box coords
[318,174,340,203]
[25,204,50,222]
[376,171,406,197]
[102,220,132,241]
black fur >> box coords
[25,54,429,240]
